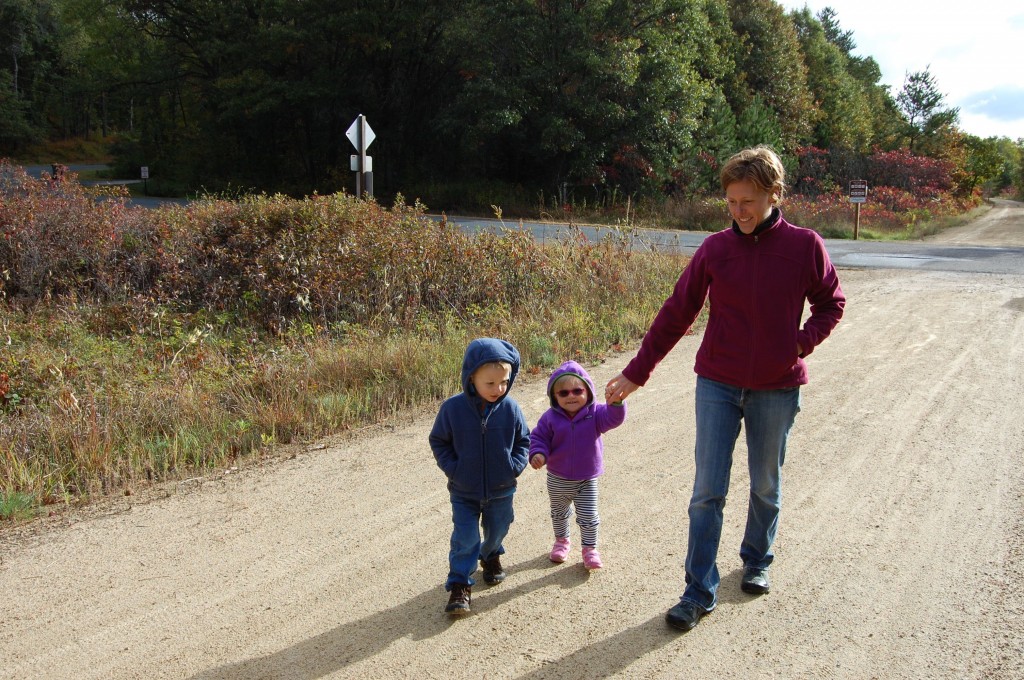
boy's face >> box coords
[471,363,511,403]
[553,376,588,417]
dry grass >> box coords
[1,163,687,517]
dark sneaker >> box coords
[665,600,710,632]
[480,555,506,585]
[445,584,471,615]
[741,567,770,594]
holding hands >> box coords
[604,373,639,405]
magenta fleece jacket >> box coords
[530,361,626,481]
[622,213,845,390]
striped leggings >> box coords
[547,473,600,547]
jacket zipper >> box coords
[480,409,490,500]
[748,235,760,384]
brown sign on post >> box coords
[849,179,868,203]
[849,180,868,240]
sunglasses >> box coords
[556,387,586,398]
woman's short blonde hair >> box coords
[720,145,786,200]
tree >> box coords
[809,6,906,152]
[674,88,739,197]
[0,0,66,152]
[960,135,1008,195]
[451,0,713,194]
[1016,139,1024,198]
[726,0,817,150]
[0,85,37,153]
[790,7,872,151]
[985,136,1023,196]
[108,0,473,194]
[736,94,782,151]
[896,67,959,155]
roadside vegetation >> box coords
[3,2,1020,521]
[444,146,988,239]
[5,2,1024,207]
[0,145,998,521]
[0,162,688,519]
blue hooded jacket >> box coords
[429,338,530,500]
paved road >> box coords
[18,163,191,208]
[20,163,110,179]
[445,208,1024,276]
[16,163,1024,274]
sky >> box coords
[778,0,1024,140]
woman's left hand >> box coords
[605,373,639,404]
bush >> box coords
[1,162,689,509]
[866,148,955,197]
[0,161,138,301]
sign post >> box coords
[849,180,868,240]
[141,166,149,195]
[345,115,376,198]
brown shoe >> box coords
[480,555,506,585]
[445,583,471,615]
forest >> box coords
[1,0,1022,208]
[2,0,1024,512]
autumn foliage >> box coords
[1,160,685,510]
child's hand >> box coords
[605,373,639,404]
[530,454,546,469]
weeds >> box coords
[0,490,36,521]
[0,161,687,515]
[0,154,983,518]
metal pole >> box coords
[355,114,364,198]
[360,114,368,197]
[854,203,861,240]
[360,114,371,199]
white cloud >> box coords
[778,1,1024,139]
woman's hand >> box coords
[530,454,546,470]
[605,373,639,404]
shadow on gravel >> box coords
[510,614,678,680]
[189,555,589,679]
[509,566,770,678]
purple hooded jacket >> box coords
[529,361,627,481]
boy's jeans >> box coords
[682,376,801,611]
[446,490,515,590]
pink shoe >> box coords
[549,537,570,563]
[583,547,603,570]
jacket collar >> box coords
[731,206,781,238]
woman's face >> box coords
[726,179,775,234]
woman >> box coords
[604,145,845,632]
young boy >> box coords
[530,361,626,570]
[429,337,531,615]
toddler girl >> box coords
[530,361,626,569]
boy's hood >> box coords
[460,337,521,399]
[545,360,595,409]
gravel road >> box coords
[2,201,1023,679]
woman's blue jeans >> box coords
[446,491,515,590]
[682,376,801,611]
